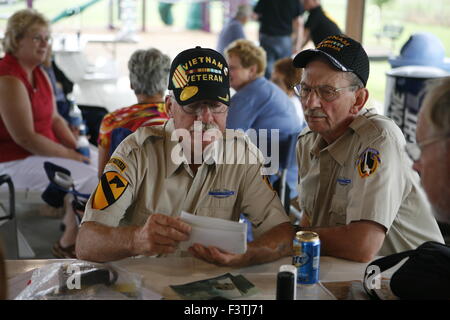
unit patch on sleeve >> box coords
[356,148,381,178]
[107,157,127,172]
[92,171,129,210]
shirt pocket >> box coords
[197,208,237,221]
[329,194,347,226]
[197,197,238,221]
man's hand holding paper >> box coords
[179,211,249,266]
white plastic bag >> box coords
[15,261,143,300]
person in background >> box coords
[254,0,304,79]
[411,77,450,224]
[0,9,98,195]
[42,46,73,125]
[158,1,175,26]
[225,39,302,202]
[271,57,306,129]
[293,35,443,262]
[217,4,253,56]
[300,0,342,48]
[97,48,170,176]
[76,46,294,265]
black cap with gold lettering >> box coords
[293,35,370,87]
[168,46,231,106]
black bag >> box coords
[363,241,450,300]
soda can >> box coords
[292,231,320,285]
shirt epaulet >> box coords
[351,108,400,143]
[115,125,164,156]
[135,125,165,145]
[298,127,313,140]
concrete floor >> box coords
[16,203,62,259]
[0,201,61,260]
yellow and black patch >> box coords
[356,148,381,178]
[92,171,129,210]
[107,157,127,172]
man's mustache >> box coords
[304,109,327,118]
[189,122,220,132]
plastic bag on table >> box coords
[14,261,143,300]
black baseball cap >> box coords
[168,46,230,106]
[293,35,370,87]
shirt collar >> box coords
[164,119,221,178]
[327,130,354,166]
[310,124,356,166]
[164,119,186,178]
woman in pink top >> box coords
[0,9,98,195]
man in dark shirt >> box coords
[217,4,252,55]
[302,0,342,47]
[254,0,304,79]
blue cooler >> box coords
[384,66,449,143]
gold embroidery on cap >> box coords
[180,86,199,101]
[172,65,188,88]
[218,94,229,102]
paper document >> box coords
[179,211,247,254]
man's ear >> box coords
[165,95,174,117]
[351,88,369,114]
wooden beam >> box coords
[142,0,146,32]
[345,0,366,43]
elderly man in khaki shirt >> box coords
[76,47,294,266]
[292,35,444,263]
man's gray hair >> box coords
[128,48,171,97]
[421,76,450,136]
[345,72,364,89]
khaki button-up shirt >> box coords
[83,119,289,241]
[297,108,444,256]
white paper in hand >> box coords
[179,211,247,254]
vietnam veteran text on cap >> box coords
[168,46,231,106]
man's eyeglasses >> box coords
[293,84,359,102]
[405,134,450,162]
[181,102,228,116]
[28,34,52,45]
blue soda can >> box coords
[292,231,320,285]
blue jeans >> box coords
[259,33,292,79]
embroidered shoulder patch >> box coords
[356,148,381,178]
[92,171,129,210]
[108,157,127,172]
